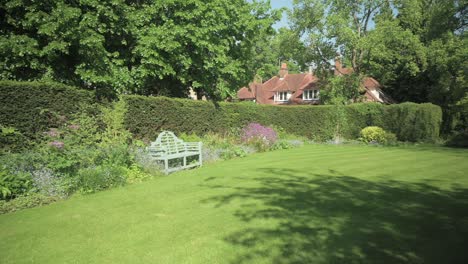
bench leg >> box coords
[183,156,187,169]
[199,143,203,167]
[164,158,169,175]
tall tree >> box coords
[290,0,391,74]
[249,27,312,82]
[368,0,467,133]
[0,0,278,99]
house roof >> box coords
[363,77,380,90]
[237,86,255,99]
[264,73,318,92]
[237,61,394,104]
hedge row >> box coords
[0,81,95,139]
[0,81,441,143]
[123,95,442,142]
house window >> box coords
[303,89,319,100]
[275,91,290,102]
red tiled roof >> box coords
[334,67,354,76]
[237,61,394,105]
[272,81,290,92]
[363,77,380,89]
[237,87,254,99]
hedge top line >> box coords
[1,81,442,143]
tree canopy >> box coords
[0,0,279,98]
[290,0,467,133]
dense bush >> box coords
[360,126,397,145]
[0,126,29,153]
[445,130,468,148]
[382,103,442,142]
[0,193,61,214]
[0,81,95,140]
[123,96,442,142]
[77,165,126,194]
[0,166,33,200]
[0,98,157,213]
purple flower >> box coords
[241,123,278,145]
[44,128,60,137]
[49,141,65,149]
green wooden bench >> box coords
[147,131,202,174]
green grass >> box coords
[1,144,468,263]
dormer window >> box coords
[303,89,319,101]
[275,91,291,102]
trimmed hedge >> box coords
[123,96,442,142]
[0,80,441,143]
[0,81,95,139]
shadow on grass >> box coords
[202,168,468,264]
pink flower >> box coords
[49,141,65,149]
[68,124,80,130]
[241,123,277,145]
[44,128,60,137]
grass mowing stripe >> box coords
[1,144,467,264]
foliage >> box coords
[445,130,468,148]
[0,166,33,200]
[383,102,442,142]
[0,0,279,99]
[290,0,466,137]
[360,126,397,145]
[132,148,165,176]
[30,168,68,197]
[250,27,313,81]
[0,81,95,140]
[271,140,293,150]
[240,123,278,151]
[124,95,442,142]
[367,0,467,135]
[0,193,61,214]
[124,164,153,184]
[221,146,249,159]
[291,0,390,74]
[0,125,29,153]
[76,165,126,194]
[179,133,203,143]
[100,98,132,147]
[319,74,364,104]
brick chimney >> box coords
[279,63,288,78]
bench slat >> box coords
[147,131,202,174]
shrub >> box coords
[123,95,442,142]
[382,103,442,142]
[271,140,292,150]
[132,148,164,175]
[0,126,29,153]
[0,81,94,140]
[445,130,468,148]
[202,147,224,163]
[0,193,61,214]
[360,126,387,143]
[124,164,153,184]
[241,123,278,151]
[0,166,33,200]
[30,168,68,197]
[360,126,397,145]
[179,133,203,143]
[76,165,126,194]
[221,146,248,159]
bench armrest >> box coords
[184,142,202,151]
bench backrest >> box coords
[148,131,186,155]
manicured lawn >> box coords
[1,144,468,263]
